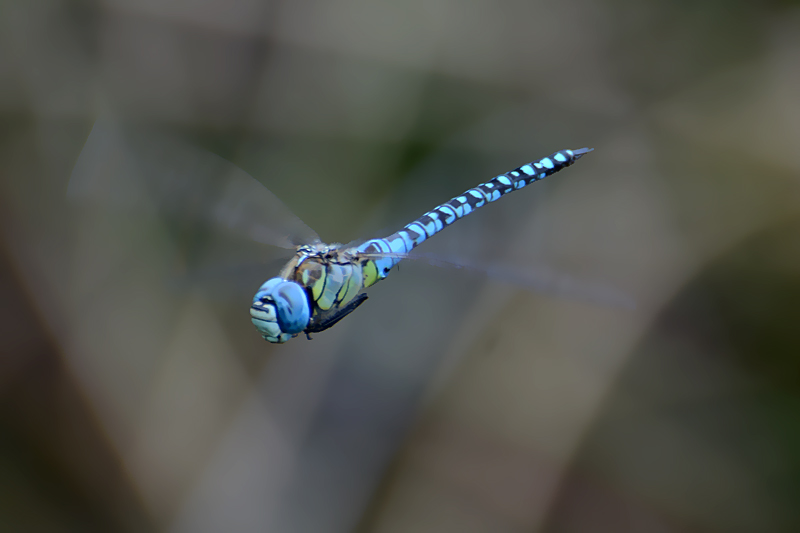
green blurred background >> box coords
[2,1,800,531]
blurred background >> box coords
[2,0,800,531]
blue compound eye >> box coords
[271,281,310,335]
[251,278,311,342]
[253,277,283,303]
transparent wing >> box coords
[68,119,320,249]
[358,250,636,310]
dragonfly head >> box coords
[250,278,311,343]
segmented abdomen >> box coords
[357,148,592,287]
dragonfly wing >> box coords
[165,256,293,302]
[358,250,635,310]
[68,119,320,249]
[478,263,635,310]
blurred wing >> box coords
[68,119,321,249]
[359,250,636,310]
[164,256,292,301]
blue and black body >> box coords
[251,148,593,343]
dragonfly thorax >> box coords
[250,243,370,343]
[293,242,359,263]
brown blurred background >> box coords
[2,1,800,532]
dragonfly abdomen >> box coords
[357,148,592,287]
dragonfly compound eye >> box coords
[251,278,310,342]
[272,281,311,335]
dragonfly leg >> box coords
[305,293,369,335]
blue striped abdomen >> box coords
[357,148,592,287]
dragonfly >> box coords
[69,120,594,344]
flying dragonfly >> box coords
[69,120,598,344]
